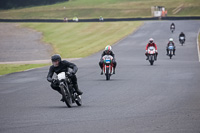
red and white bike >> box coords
[102,55,114,80]
[147,46,157,65]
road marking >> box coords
[197,28,200,62]
[172,4,183,14]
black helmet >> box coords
[51,54,61,62]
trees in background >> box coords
[0,0,68,9]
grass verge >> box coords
[0,0,199,19]
[22,22,143,58]
[0,64,49,76]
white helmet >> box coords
[149,38,154,43]
[169,38,173,42]
[105,45,112,51]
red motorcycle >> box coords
[102,55,114,80]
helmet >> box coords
[149,38,154,43]
[105,45,112,51]
[51,54,61,67]
[51,54,61,62]
[169,38,173,42]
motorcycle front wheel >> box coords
[106,67,110,80]
[149,55,154,65]
[60,85,72,108]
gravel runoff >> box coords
[0,23,53,62]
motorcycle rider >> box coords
[47,54,83,102]
[145,38,158,60]
[166,38,176,55]
[179,32,186,42]
[170,22,175,30]
[99,45,117,75]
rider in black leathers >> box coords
[99,45,117,75]
[47,54,83,101]
[170,23,175,30]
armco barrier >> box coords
[0,16,199,23]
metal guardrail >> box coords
[0,16,199,23]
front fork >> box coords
[103,64,113,74]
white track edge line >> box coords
[197,28,200,62]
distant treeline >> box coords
[0,0,68,9]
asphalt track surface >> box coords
[0,23,52,62]
[0,20,200,133]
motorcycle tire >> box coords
[60,85,72,108]
[149,55,154,65]
[169,51,172,59]
[106,67,110,80]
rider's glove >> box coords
[155,50,158,53]
[52,79,58,84]
[71,71,76,75]
[145,50,147,53]
[69,71,75,77]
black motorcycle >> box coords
[179,36,185,46]
[57,72,82,108]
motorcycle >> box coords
[170,26,175,33]
[147,46,156,65]
[179,36,185,46]
[168,45,174,59]
[57,72,82,108]
[102,55,114,80]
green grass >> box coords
[0,0,199,19]
[0,64,49,75]
[22,22,143,58]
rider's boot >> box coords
[100,69,103,75]
[74,84,83,95]
[146,55,149,60]
[57,90,65,102]
[113,68,115,74]
[60,97,65,102]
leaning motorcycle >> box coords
[168,45,174,59]
[179,36,185,46]
[102,55,114,80]
[57,72,82,108]
[147,46,156,65]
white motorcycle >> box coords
[147,46,157,65]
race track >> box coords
[0,20,200,133]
